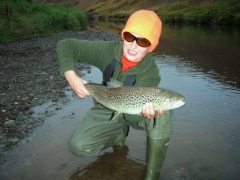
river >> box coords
[0,22,240,180]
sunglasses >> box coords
[123,32,151,47]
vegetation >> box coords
[88,0,240,25]
[0,0,88,42]
[0,0,239,42]
[156,0,240,25]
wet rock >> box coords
[4,120,16,126]
[16,115,28,121]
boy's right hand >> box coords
[64,70,89,98]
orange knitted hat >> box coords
[121,10,162,52]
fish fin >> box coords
[110,111,121,121]
[154,110,158,117]
[106,82,122,88]
[88,80,94,84]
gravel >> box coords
[0,30,121,150]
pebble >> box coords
[4,120,16,126]
[8,138,19,143]
[0,144,6,148]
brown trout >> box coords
[83,82,185,114]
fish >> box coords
[81,81,185,115]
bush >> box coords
[0,0,88,42]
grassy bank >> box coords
[88,0,240,25]
[0,0,88,42]
[156,0,240,25]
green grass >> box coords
[89,0,240,25]
[0,0,88,42]
[156,0,240,25]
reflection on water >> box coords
[69,146,145,180]
[156,24,240,91]
[1,24,240,180]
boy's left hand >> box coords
[142,102,164,119]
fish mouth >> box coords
[171,101,185,109]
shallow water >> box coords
[156,25,240,179]
[0,24,240,180]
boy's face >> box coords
[122,33,151,62]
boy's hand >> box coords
[142,102,164,118]
[64,70,89,98]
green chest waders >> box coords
[69,59,173,180]
[142,110,174,180]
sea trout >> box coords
[83,82,185,115]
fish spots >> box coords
[84,83,185,114]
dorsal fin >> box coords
[106,82,122,88]
[88,80,94,84]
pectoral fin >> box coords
[110,111,121,121]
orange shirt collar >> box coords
[121,53,140,72]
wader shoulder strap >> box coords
[103,59,117,84]
[124,75,136,86]
[103,59,136,86]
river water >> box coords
[0,23,240,180]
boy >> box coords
[57,10,173,180]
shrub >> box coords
[0,0,88,42]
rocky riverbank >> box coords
[0,30,121,150]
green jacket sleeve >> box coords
[57,38,120,76]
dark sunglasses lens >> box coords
[137,38,151,47]
[123,32,134,42]
[123,32,151,47]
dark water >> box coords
[0,23,240,180]
[154,24,240,180]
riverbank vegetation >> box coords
[87,0,240,25]
[0,0,239,42]
[0,0,87,42]
[156,0,240,25]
